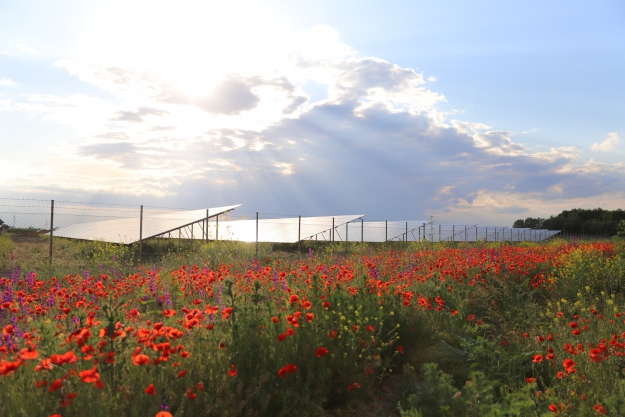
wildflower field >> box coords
[1,235,625,416]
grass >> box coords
[1,235,624,416]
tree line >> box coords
[513,208,625,236]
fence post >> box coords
[255,212,259,259]
[49,200,54,264]
[206,209,209,242]
[139,205,143,262]
[439,224,441,242]
[361,218,364,243]
[452,225,455,242]
[346,221,349,250]
[405,222,408,243]
[332,217,334,242]
[465,225,467,242]
[385,220,388,242]
[298,215,301,254]
[216,214,219,241]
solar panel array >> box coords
[1,201,561,245]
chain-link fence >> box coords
[0,198,567,268]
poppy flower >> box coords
[227,364,238,377]
[526,377,536,384]
[594,404,607,415]
[271,316,280,323]
[532,355,543,363]
[144,384,156,395]
[132,354,150,366]
[104,352,115,364]
[563,358,576,374]
[277,334,286,342]
[187,389,197,399]
[315,347,328,358]
[49,379,63,392]
[162,310,176,317]
[396,345,404,354]
[79,367,101,384]
[366,325,375,333]
[549,404,558,415]
[19,348,39,360]
[278,364,297,378]
[178,370,188,378]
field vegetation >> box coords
[1,231,625,416]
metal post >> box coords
[385,220,388,242]
[346,222,349,248]
[465,225,467,242]
[49,200,54,264]
[439,224,441,242]
[452,225,455,242]
[361,218,364,243]
[298,215,301,254]
[139,205,143,262]
[216,214,219,241]
[332,217,334,242]
[476,226,478,242]
[406,222,408,243]
[255,212,259,258]
[206,209,209,242]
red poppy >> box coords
[271,316,280,323]
[19,348,39,360]
[366,325,375,333]
[79,367,101,384]
[144,384,156,395]
[227,364,238,377]
[322,302,331,309]
[396,345,404,354]
[277,334,286,342]
[562,358,576,374]
[315,347,328,358]
[104,352,115,364]
[132,354,150,366]
[525,377,536,384]
[549,404,558,415]
[187,389,197,399]
[178,370,188,378]
[162,309,176,317]
[49,379,63,392]
[532,355,543,363]
[594,404,607,415]
[278,364,297,378]
[327,330,338,339]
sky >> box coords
[0,0,624,225]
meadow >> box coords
[1,232,625,416]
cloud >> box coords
[0,51,13,56]
[0,78,15,86]
[3,18,624,223]
[590,132,621,152]
[110,107,168,123]
[18,44,43,55]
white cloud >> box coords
[0,78,15,86]
[0,51,13,56]
[1,2,623,222]
[590,132,621,152]
[18,44,43,55]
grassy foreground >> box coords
[1,233,625,416]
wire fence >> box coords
[0,198,571,265]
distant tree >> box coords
[511,217,545,229]
[516,208,625,236]
[618,220,625,237]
